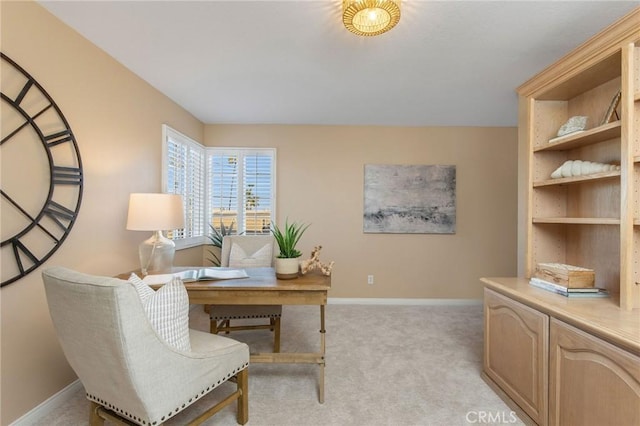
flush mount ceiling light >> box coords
[343,0,401,37]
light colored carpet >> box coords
[32,304,523,426]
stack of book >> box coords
[529,263,609,298]
[529,277,609,297]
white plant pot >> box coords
[275,257,300,280]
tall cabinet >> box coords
[482,8,640,426]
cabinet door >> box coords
[549,319,640,426]
[484,289,549,425]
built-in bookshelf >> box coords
[481,11,640,425]
[520,12,640,310]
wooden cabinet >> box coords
[484,289,548,425]
[481,278,640,426]
[518,8,640,310]
[549,319,640,426]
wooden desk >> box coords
[124,267,331,403]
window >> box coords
[162,126,206,247]
[162,125,276,248]
[208,149,275,235]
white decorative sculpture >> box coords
[301,246,334,276]
[556,116,588,137]
[550,160,620,179]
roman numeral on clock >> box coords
[14,79,34,105]
[43,200,75,231]
[52,166,82,185]
[11,238,39,275]
[44,130,73,147]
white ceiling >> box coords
[39,1,639,127]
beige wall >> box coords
[0,2,203,424]
[205,125,518,299]
[1,2,518,424]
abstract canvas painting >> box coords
[363,164,456,234]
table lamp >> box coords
[126,193,185,275]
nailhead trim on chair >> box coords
[210,313,281,320]
[85,362,249,425]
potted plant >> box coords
[271,219,310,279]
[206,220,235,266]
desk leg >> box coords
[319,304,326,404]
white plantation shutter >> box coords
[208,152,240,233]
[163,125,275,245]
[162,125,205,247]
[243,152,273,234]
[208,149,275,235]
[185,147,205,237]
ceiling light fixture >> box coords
[343,0,401,37]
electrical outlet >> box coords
[367,275,374,285]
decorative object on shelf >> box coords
[126,193,185,275]
[550,160,620,179]
[530,262,602,297]
[600,90,621,125]
[364,164,456,234]
[0,53,84,287]
[301,246,335,276]
[533,262,595,288]
[555,116,588,137]
[271,219,310,279]
[343,0,401,37]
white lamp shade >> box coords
[126,193,185,231]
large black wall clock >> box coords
[1,53,83,287]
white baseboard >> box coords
[10,379,82,426]
[328,297,482,306]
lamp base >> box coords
[139,231,176,275]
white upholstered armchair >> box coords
[209,235,282,352]
[42,266,249,425]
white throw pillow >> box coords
[229,242,272,268]
[129,273,155,304]
[129,274,191,352]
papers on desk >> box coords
[142,268,249,285]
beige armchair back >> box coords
[210,235,282,352]
[220,234,277,267]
